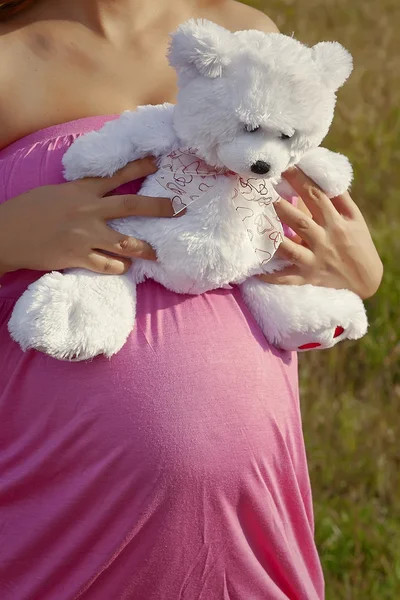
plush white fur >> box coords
[240,278,368,350]
[9,19,368,360]
[9,270,136,360]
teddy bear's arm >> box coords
[62,103,178,181]
[296,147,353,198]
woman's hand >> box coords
[0,158,174,276]
[260,167,383,300]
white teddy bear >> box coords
[9,19,368,361]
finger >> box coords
[83,252,132,275]
[83,158,158,195]
[330,190,362,220]
[99,229,157,260]
[283,167,339,224]
[99,194,174,219]
[258,266,306,286]
[274,199,323,248]
[296,196,312,218]
[274,236,315,266]
[287,233,303,245]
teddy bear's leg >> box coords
[8,269,137,361]
[62,103,177,180]
[240,277,368,352]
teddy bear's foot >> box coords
[8,270,136,361]
[240,278,368,352]
[274,323,351,352]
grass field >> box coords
[241,1,400,598]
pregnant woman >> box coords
[0,1,382,599]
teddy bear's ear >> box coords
[168,19,234,80]
[311,42,353,91]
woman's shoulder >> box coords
[0,21,76,150]
[0,25,35,149]
[203,0,279,34]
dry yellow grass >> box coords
[241,1,400,598]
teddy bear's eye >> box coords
[244,124,260,133]
[280,132,293,140]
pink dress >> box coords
[0,117,324,600]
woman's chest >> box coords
[0,2,233,149]
[0,29,178,149]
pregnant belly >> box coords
[1,278,300,484]
[0,279,314,600]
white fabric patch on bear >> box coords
[156,148,283,269]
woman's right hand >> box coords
[0,158,174,276]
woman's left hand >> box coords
[260,167,383,300]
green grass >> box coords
[241,1,400,597]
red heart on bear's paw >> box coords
[333,326,345,338]
[298,342,322,350]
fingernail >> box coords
[173,207,187,217]
[139,249,157,261]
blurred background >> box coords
[240,1,400,598]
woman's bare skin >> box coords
[0,0,277,149]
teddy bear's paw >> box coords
[62,130,135,180]
[8,271,136,361]
[297,147,353,197]
[240,278,368,352]
[276,322,358,352]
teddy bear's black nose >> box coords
[251,160,271,175]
